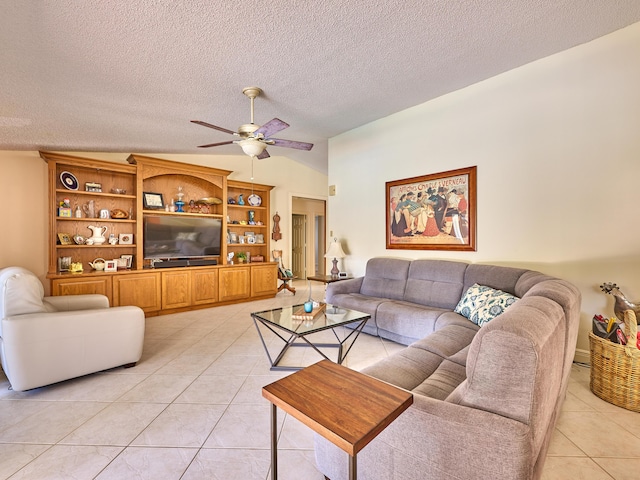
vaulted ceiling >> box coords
[2,1,640,173]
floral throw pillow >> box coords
[454,283,519,326]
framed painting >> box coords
[386,166,476,251]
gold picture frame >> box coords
[386,166,477,251]
[57,233,73,245]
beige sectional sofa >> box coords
[315,257,581,480]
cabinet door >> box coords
[251,264,278,297]
[51,276,113,305]
[113,272,161,313]
[192,269,219,305]
[218,266,251,302]
[162,270,192,310]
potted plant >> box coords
[236,252,247,264]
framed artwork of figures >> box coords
[385,166,477,251]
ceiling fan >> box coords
[191,87,313,159]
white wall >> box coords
[327,22,640,362]
[0,150,327,289]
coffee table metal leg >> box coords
[349,453,356,479]
[271,404,278,480]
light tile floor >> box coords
[1,281,638,479]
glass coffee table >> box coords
[251,305,370,371]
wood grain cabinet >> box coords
[161,270,192,310]
[251,263,278,297]
[113,272,161,313]
[219,266,251,302]
[51,275,113,305]
[192,268,219,305]
[43,152,278,315]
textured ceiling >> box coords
[2,1,640,173]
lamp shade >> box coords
[325,238,346,259]
[237,138,267,157]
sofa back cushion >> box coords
[360,258,410,300]
[404,260,468,309]
[463,264,528,297]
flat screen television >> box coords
[143,215,222,260]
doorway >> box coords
[291,197,326,279]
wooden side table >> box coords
[262,360,413,479]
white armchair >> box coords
[0,267,145,391]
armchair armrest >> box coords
[43,294,110,311]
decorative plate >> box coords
[73,234,85,245]
[247,194,262,206]
[60,171,79,190]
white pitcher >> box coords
[87,225,107,245]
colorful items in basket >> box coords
[593,314,640,348]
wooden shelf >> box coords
[56,244,137,249]
[57,217,136,223]
[142,209,223,218]
[55,189,136,199]
[227,204,267,210]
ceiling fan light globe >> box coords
[237,138,267,157]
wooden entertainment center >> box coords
[42,151,278,315]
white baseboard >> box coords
[573,348,590,365]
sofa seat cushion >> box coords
[328,293,388,336]
[362,325,476,400]
[411,325,478,358]
[434,311,481,333]
[413,358,467,400]
[375,300,449,345]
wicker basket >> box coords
[589,310,640,412]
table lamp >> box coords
[325,237,346,277]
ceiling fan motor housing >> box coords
[237,123,260,138]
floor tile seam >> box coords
[53,401,170,450]
[553,425,600,458]
[1,443,56,480]
[0,401,114,445]
[574,458,617,480]
[544,453,589,457]
[591,455,640,460]
[196,399,237,449]
[599,415,640,440]
[92,445,200,480]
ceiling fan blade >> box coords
[270,138,314,151]
[254,118,289,138]
[191,120,236,136]
[257,149,270,160]
[197,140,235,148]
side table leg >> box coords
[271,404,278,479]
[349,453,356,480]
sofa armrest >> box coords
[315,394,533,480]
[326,277,363,303]
[43,294,110,311]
